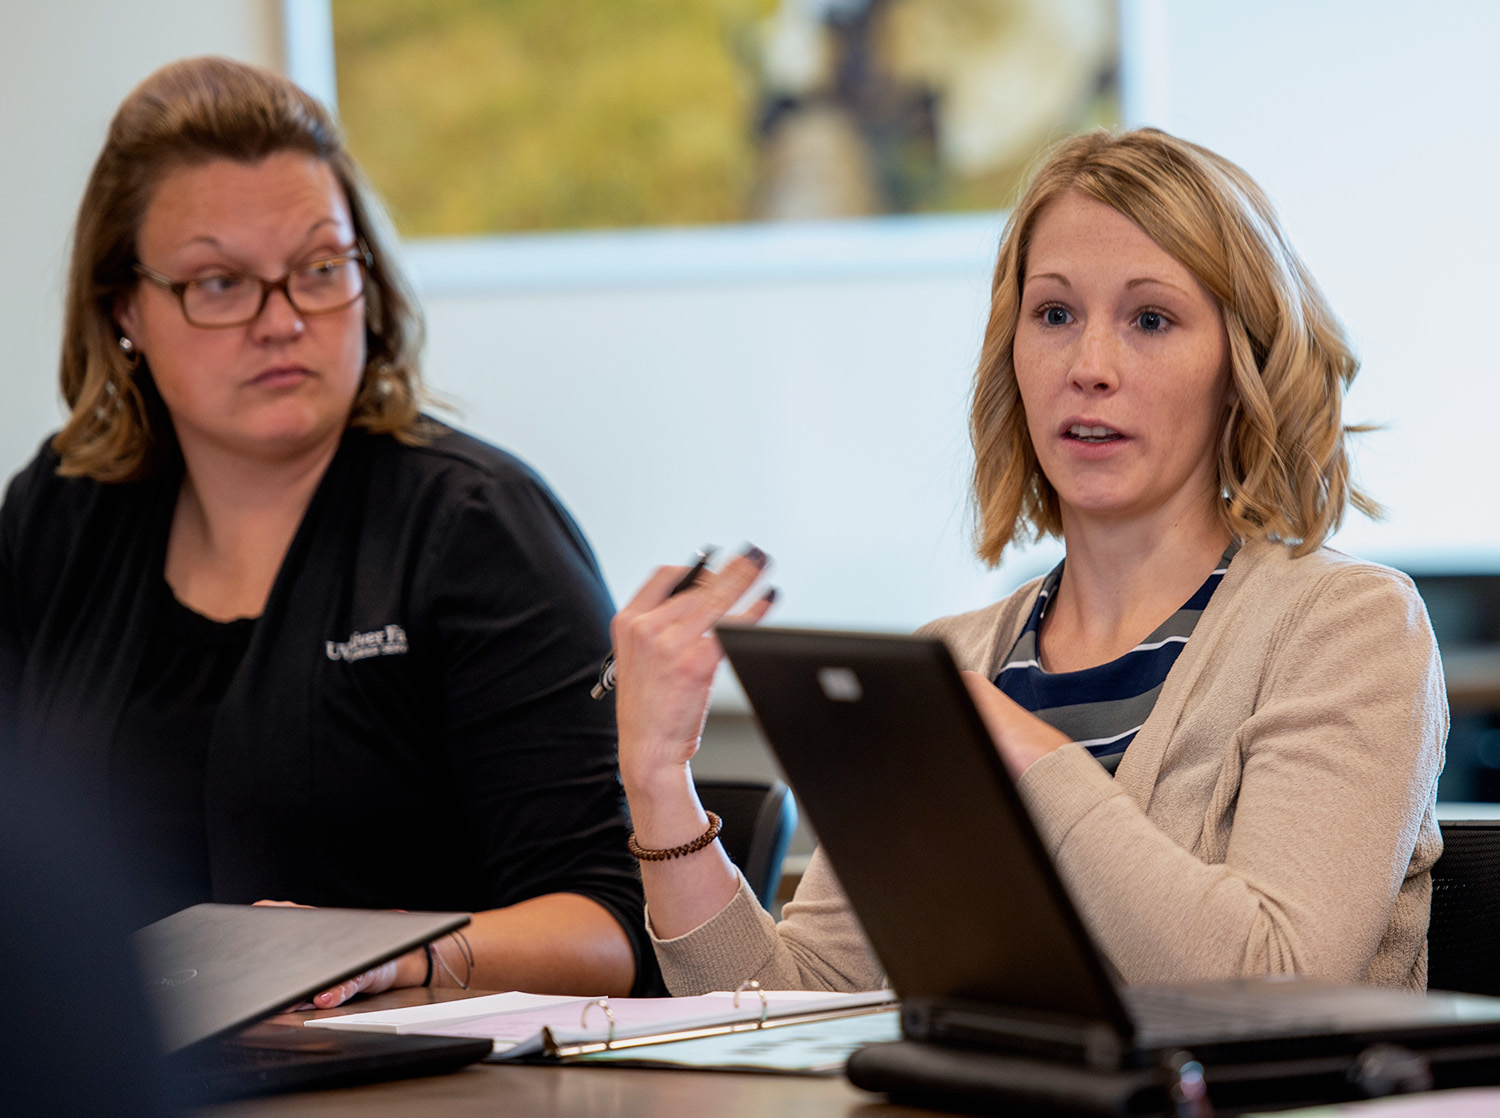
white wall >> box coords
[410,219,1038,634]
[0,0,282,475]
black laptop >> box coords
[134,903,492,1102]
[717,626,1500,1111]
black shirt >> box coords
[111,582,254,925]
[0,423,659,993]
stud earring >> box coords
[118,336,134,353]
[118,335,140,370]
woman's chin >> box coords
[1054,488,1144,522]
[179,415,348,467]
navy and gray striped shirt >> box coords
[994,543,1239,774]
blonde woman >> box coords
[612,129,1445,995]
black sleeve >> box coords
[0,466,28,742]
[0,445,63,749]
[414,468,660,994]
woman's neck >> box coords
[1041,494,1232,674]
[164,433,343,622]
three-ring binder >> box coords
[536,982,895,1059]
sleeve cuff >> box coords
[647,871,780,996]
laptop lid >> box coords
[717,626,1132,1042]
[134,902,469,1053]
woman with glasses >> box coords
[0,57,655,1003]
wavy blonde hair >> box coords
[972,128,1378,565]
[56,56,428,483]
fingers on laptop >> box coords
[311,959,399,1009]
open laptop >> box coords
[717,626,1500,1106]
[134,903,493,1101]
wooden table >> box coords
[200,1059,931,1118]
[195,989,935,1118]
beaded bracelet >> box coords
[627,812,723,861]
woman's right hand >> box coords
[611,545,774,806]
[611,545,775,939]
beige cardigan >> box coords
[650,540,1447,994]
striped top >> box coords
[994,543,1239,774]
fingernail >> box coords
[741,544,768,568]
[761,586,778,604]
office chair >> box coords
[693,777,798,909]
[1428,819,1500,996]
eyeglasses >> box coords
[132,246,373,328]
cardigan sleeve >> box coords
[413,467,657,991]
[1018,564,1446,988]
[649,848,883,994]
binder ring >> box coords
[580,998,617,1046]
[733,979,769,1026]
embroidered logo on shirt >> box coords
[326,624,409,662]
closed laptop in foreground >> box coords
[135,903,492,1101]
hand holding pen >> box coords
[593,548,715,699]
[608,545,777,795]
[609,547,777,936]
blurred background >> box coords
[3,1,1498,857]
[332,0,1119,231]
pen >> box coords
[591,548,714,699]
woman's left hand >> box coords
[253,900,425,1009]
[959,671,1073,779]
[301,956,412,1010]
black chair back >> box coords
[693,778,797,909]
[1429,820,1500,995]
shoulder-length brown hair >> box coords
[972,127,1377,564]
[56,56,427,483]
